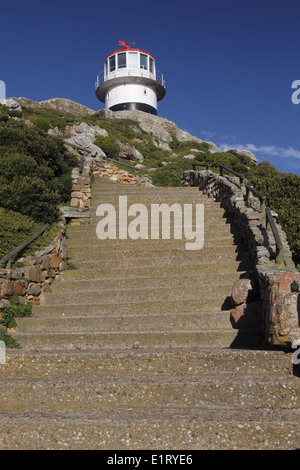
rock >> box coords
[117,141,144,162]
[50,253,62,269]
[59,261,68,272]
[24,266,43,283]
[231,279,253,306]
[0,98,22,112]
[13,280,26,296]
[65,135,106,161]
[230,301,263,329]
[0,299,11,309]
[27,283,41,296]
[0,270,12,280]
[0,279,13,298]
[260,271,300,346]
[134,164,145,170]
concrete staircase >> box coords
[1,177,299,449]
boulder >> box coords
[24,266,43,283]
[27,283,41,296]
[0,279,13,298]
[13,280,26,296]
[231,279,253,306]
[0,98,22,112]
[230,300,263,329]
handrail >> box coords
[219,164,244,185]
[265,207,284,266]
[191,162,284,265]
[192,163,209,171]
[245,184,266,213]
[0,223,50,269]
[95,69,166,89]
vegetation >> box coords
[247,162,300,266]
[0,295,32,330]
[0,102,299,269]
[0,330,20,349]
[0,121,78,223]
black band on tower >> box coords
[109,102,157,115]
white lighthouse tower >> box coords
[95,41,166,115]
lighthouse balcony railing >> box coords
[95,69,166,89]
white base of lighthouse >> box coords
[96,75,166,117]
[106,83,157,115]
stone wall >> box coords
[182,169,300,347]
[0,230,68,332]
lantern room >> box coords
[95,42,166,115]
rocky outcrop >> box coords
[63,122,107,161]
[12,97,96,116]
[0,98,22,113]
[99,108,221,152]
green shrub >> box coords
[0,295,32,329]
[247,162,300,265]
[0,330,20,348]
[94,135,119,159]
[0,121,77,222]
[0,207,61,261]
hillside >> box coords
[0,97,299,267]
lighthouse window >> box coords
[117,52,126,69]
[109,55,116,72]
[140,53,148,70]
[149,57,154,74]
[128,52,138,68]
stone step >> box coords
[90,199,222,210]
[73,254,250,272]
[0,408,298,449]
[53,272,241,293]
[62,262,247,281]
[15,311,233,334]
[0,374,298,413]
[68,232,235,246]
[70,216,231,228]
[11,328,263,351]
[1,349,291,379]
[67,236,237,250]
[31,298,234,318]
[68,245,239,262]
[40,283,234,306]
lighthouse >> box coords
[95,41,166,115]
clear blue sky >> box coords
[1,0,300,174]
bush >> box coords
[0,121,77,222]
[0,330,20,348]
[0,206,61,261]
[247,162,300,265]
[94,135,119,159]
[0,295,32,330]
